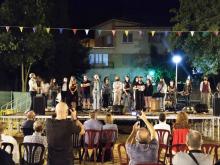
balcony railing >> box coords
[90,62,114,68]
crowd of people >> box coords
[28,72,218,114]
[1,103,219,165]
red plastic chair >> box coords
[118,143,129,165]
[202,143,220,163]
[100,129,118,163]
[83,129,101,162]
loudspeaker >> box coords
[176,102,185,111]
[213,98,220,116]
[194,103,208,113]
[112,105,123,115]
[33,96,45,115]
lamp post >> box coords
[172,55,182,90]
[172,55,182,107]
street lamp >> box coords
[172,55,182,90]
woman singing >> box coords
[68,76,78,109]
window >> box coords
[122,32,133,43]
[89,53,109,66]
[106,35,113,46]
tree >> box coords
[169,0,220,75]
[0,0,53,91]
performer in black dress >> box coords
[136,76,145,111]
[144,78,153,111]
[101,77,112,110]
[68,76,78,109]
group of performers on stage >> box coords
[28,73,217,113]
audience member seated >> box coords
[173,130,212,165]
[0,141,15,165]
[23,120,47,162]
[154,112,171,144]
[126,112,158,165]
[99,113,118,162]
[21,111,35,136]
[103,113,118,132]
[46,102,84,165]
[0,121,19,164]
[172,111,190,153]
[83,110,103,144]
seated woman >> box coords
[172,111,190,153]
[99,114,118,162]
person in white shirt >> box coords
[154,113,171,144]
[28,73,38,110]
[61,77,68,103]
[173,130,212,165]
[113,76,123,106]
[92,74,101,110]
[0,122,19,164]
[157,78,167,110]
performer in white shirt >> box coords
[61,77,68,103]
[113,76,123,105]
[92,74,101,110]
[28,73,38,110]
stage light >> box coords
[172,55,182,64]
[149,70,155,76]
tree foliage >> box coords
[169,0,220,75]
[0,0,53,91]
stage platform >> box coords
[1,111,220,141]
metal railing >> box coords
[0,92,31,114]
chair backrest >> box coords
[84,129,101,148]
[118,143,129,165]
[72,132,81,148]
[202,143,220,162]
[101,129,117,144]
[155,129,171,145]
[172,144,188,153]
[158,143,169,164]
[19,143,45,165]
[1,142,14,156]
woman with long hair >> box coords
[68,76,78,109]
[122,75,132,112]
[101,77,112,110]
[172,111,190,153]
[144,78,153,111]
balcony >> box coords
[90,61,114,68]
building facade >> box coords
[83,19,169,81]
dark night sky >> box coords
[70,0,179,28]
